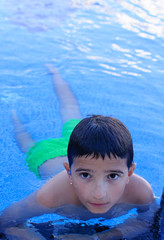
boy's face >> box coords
[66,154,135,214]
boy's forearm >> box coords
[0,203,26,231]
[0,191,52,230]
[3,225,47,240]
[94,218,152,240]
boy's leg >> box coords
[45,64,82,123]
[11,109,35,153]
[12,65,81,179]
[38,65,82,179]
[38,65,82,178]
[12,109,66,179]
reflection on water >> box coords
[1,0,75,32]
[115,0,164,39]
[2,0,164,38]
[1,0,164,80]
[73,0,164,39]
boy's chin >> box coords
[89,209,109,214]
[88,208,111,214]
[86,204,112,214]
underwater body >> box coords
[29,193,164,239]
[0,194,163,239]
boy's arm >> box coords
[0,191,52,232]
[0,171,73,232]
[3,225,47,240]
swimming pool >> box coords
[0,0,163,238]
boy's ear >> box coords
[63,162,72,184]
[63,162,70,174]
[128,163,136,176]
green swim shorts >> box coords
[25,119,80,178]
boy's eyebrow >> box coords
[104,170,124,174]
[75,168,94,172]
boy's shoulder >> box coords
[37,171,79,208]
[123,173,154,205]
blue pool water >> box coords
[0,0,164,238]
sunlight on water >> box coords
[2,0,164,37]
[113,0,164,39]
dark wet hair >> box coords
[67,115,133,168]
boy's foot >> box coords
[11,109,22,126]
[45,64,60,75]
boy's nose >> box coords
[92,182,107,200]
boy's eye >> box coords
[107,173,119,180]
[80,172,91,179]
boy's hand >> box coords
[4,225,46,240]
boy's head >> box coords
[67,115,133,168]
[65,115,135,213]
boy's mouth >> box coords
[89,202,109,207]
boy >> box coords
[0,115,154,239]
[37,115,154,211]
